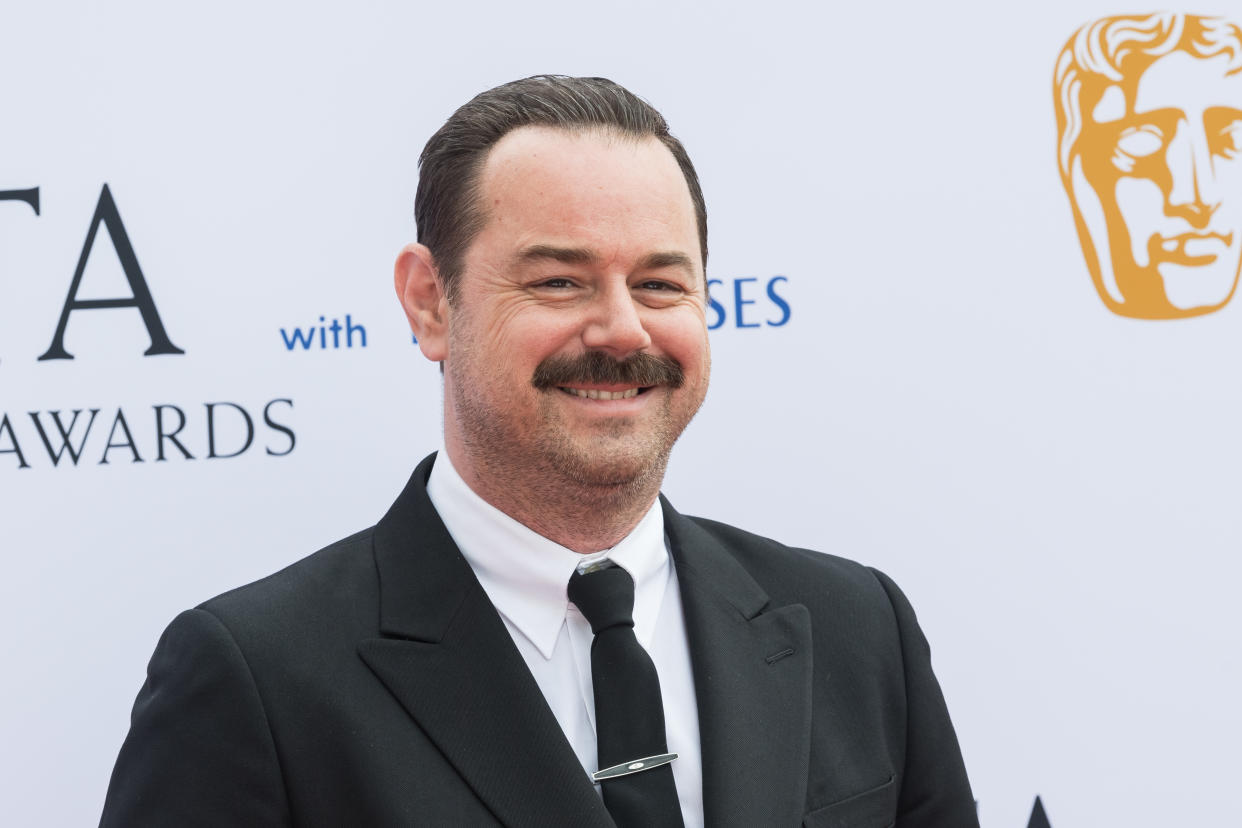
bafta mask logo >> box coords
[1055,14,1242,319]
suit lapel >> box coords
[663,498,813,828]
[358,455,613,828]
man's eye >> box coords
[637,280,678,292]
[1116,125,1164,158]
[537,278,575,289]
[1215,120,1242,160]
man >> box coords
[101,76,977,827]
[1055,13,1242,319]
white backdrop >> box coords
[3,2,1240,826]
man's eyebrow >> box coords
[1130,104,1183,118]
[515,244,597,266]
[638,251,696,273]
[515,245,698,276]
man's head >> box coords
[395,77,711,534]
[1055,14,1242,319]
[414,75,708,304]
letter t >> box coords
[0,188,42,365]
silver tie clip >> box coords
[592,752,678,782]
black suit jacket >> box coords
[101,454,978,827]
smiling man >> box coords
[101,76,977,827]
[398,123,710,554]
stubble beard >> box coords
[447,348,702,523]
[534,393,677,501]
[452,369,687,513]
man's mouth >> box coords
[558,386,651,400]
[1151,232,1234,266]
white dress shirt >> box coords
[426,450,704,828]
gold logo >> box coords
[1055,14,1242,319]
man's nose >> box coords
[1165,120,1220,229]
[581,281,652,358]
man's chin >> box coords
[543,438,669,491]
[1156,262,1240,311]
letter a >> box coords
[38,184,185,360]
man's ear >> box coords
[394,243,449,362]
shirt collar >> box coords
[425,449,668,659]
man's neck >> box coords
[442,444,664,554]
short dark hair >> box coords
[415,75,708,301]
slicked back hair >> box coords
[415,75,708,302]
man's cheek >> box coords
[1215,164,1242,226]
[1115,177,1168,266]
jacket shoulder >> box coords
[680,514,890,605]
[196,527,380,648]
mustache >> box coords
[532,351,684,390]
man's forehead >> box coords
[471,125,701,265]
[1133,52,1242,114]
[479,125,684,196]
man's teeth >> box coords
[562,387,640,400]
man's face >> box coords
[1072,52,1242,318]
[442,126,710,493]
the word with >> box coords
[280,315,368,350]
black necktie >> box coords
[567,565,684,828]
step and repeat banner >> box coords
[3,2,1239,826]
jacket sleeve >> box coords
[870,569,980,828]
[99,608,292,827]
